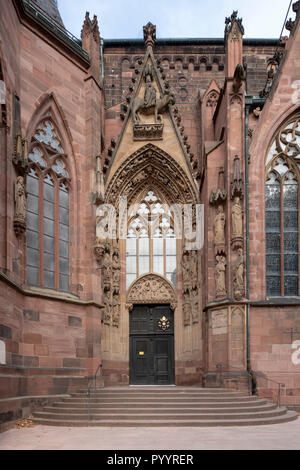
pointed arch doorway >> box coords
[127,274,177,385]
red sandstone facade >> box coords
[0,0,300,428]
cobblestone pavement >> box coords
[0,419,300,450]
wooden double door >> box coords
[129,304,174,385]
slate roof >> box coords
[31,0,64,27]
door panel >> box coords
[130,305,174,385]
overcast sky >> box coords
[57,0,293,40]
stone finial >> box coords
[225,10,244,38]
[143,22,156,48]
[81,12,100,43]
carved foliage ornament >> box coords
[143,22,156,48]
[105,144,197,208]
[101,242,121,327]
[224,11,244,38]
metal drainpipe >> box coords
[100,37,104,80]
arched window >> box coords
[26,119,70,291]
[126,190,177,289]
[265,115,300,296]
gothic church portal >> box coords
[0,0,300,427]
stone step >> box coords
[61,395,260,404]
[76,387,245,394]
[31,410,298,427]
[41,403,279,415]
[51,399,269,408]
[72,391,246,398]
[33,407,288,421]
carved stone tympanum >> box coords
[127,274,176,309]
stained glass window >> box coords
[265,115,300,296]
[26,119,70,291]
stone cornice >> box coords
[0,270,104,309]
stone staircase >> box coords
[31,386,298,427]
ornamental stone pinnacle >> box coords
[143,22,156,48]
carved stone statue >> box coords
[94,238,105,264]
[102,244,112,292]
[131,92,174,124]
[112,247,121,294]
[215,255,227,298]
[232,196,243,239]
[15,176,26,222]
[233,248,244,300]
[112,295,120,328]
[103,290,111,326]
[14,176,27,237]
[232,64,246,93]
[214,205,226,246]
[144,81,157,108]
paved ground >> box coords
[0,419,300,450]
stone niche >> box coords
[203,305,247,390]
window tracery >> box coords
[26,119,70,291]
[265,115,300,296]
[126,190,177,289]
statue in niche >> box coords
[102,244,112,292]
[103,290,111,326]
[232,196,243,239]
[112,247,121,294]
[233,248,244,300]
[214,205,226,246]
[215,255,227,298]
[14,176,26,223]
[112,294,120,328]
